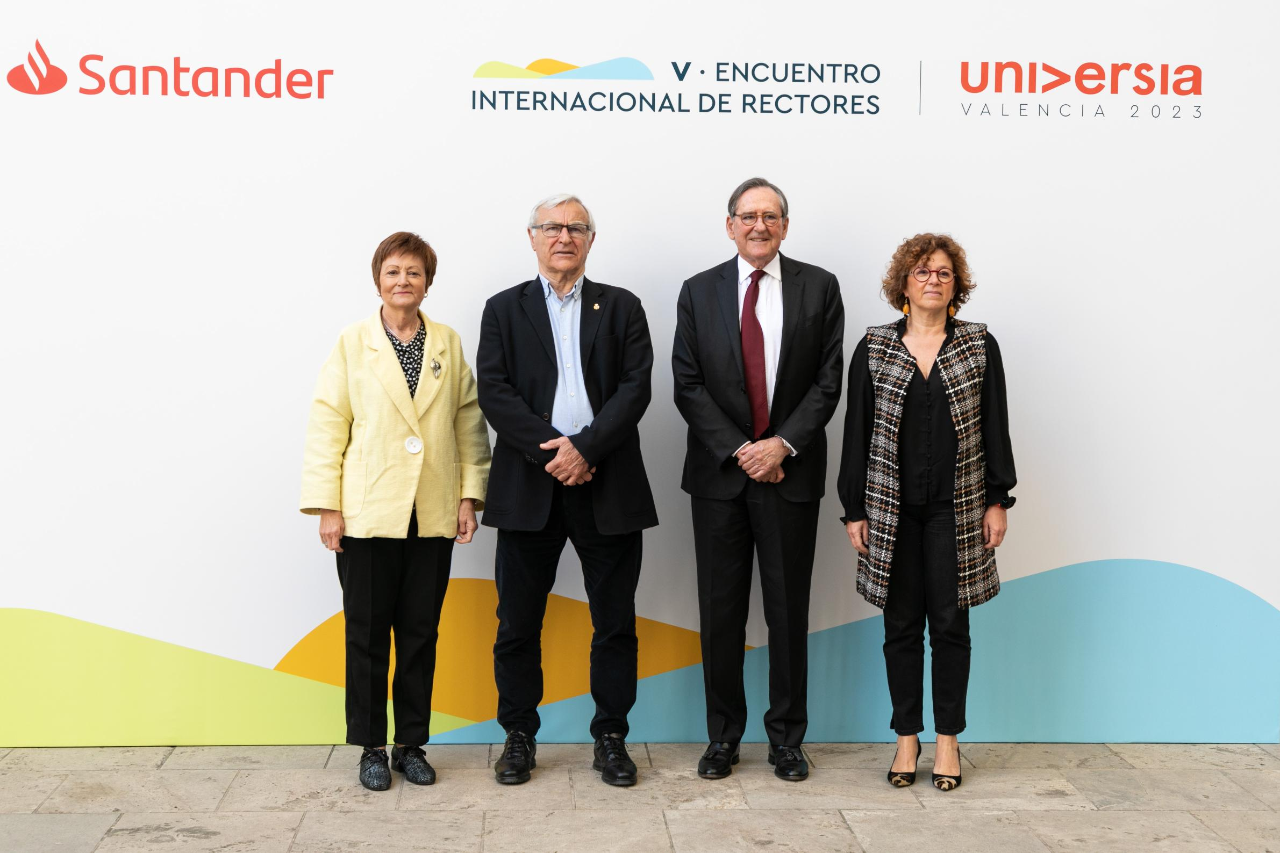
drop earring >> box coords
[902,302,910,317]
[948,304,957,317]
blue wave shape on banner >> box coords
[547,58,654,81]
[433,560,1280,744]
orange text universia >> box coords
[957,61,1202,118]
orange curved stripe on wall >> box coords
[274,577,717,723]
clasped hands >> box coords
[540,436,596,485]
[735,436,788,483]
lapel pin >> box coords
[593,303,600,310]
[431,358,441,378]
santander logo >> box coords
[7,40,67,95]
[6,38,333,100]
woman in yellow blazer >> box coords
[301,231,491,791]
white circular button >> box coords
[405,437,423,454]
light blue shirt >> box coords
[541,274,595,437]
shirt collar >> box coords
[540,273,585,302]
[737,253,783,285]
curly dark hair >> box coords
[881,233,974,314]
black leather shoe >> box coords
[358,747,391,791]
[391,744,436,785]
[593,733,638,787]
[768,744,809,781]
[697,742,740,779]
[494,730,536,785]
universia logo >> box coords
[6,39,333,99]
[960,61,1202,96]
[7,40,67,94]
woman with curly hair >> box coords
[837,233,1016,792]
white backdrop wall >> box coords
[2,0,1276,745]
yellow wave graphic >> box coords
[473,59,582,79]
[473,61,546,79]
[276,578,713,723]
[525,58,578,75]
[0,608,474,746]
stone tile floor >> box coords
[0,744,1275,851]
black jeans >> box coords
[882,501,970,736]
[692,482,820,747]
[337,511,454,748]
[493,482,642,740]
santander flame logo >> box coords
[7,40,67,94]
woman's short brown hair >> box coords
[881,233,975,313]
[371,231,438,290]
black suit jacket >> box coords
[672,254,845,502]
[477,276,658,534]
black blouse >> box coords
[384,321,426,398]
[837,319,1017,522]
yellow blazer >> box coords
[300,310,491,538]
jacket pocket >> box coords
[342,461,366,517]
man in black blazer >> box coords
[672,177,844,781]
[477,193,657,788]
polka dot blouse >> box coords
[384,322,426,397]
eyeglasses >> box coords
[912,267,955,284]
[733,212,783,228]
[535,223,592,239]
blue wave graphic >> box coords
[433,561,1280,744]
[548,58,653,81]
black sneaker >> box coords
[493,730,536,785]
[358,747,391,791]
[592,733,638,787]
[391,744,436,785]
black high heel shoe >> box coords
[886,737,922,787]
[932,769,962,791]
[932,742,962,791]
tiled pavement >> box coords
[0,744,1276,851]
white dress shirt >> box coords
[735,254,796,457]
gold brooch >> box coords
[593,303,599,310]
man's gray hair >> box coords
[527,194,597,233]
[727,177,789,219]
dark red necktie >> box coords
[741,269,769,439]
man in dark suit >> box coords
[477,194,658,788]
[672,177,844,782]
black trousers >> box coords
[337,512,454,748]
[493,482,642,740]
[692,481,820,747]
[883,501,971,736]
